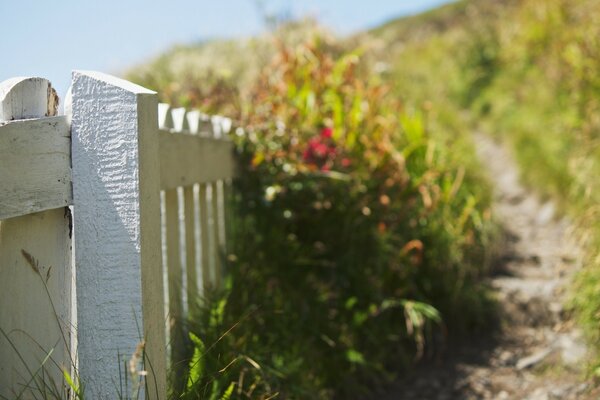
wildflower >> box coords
[321,126,333,139]
[302,126,338,171]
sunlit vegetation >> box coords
[126,0,600,395]
[367,0,600,377]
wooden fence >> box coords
[0,71,236,399]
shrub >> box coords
[180,34,495,398]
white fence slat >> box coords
[164,188,186,375]
[210,182,223,287]
[184,186,198,306]
[210,115,233,139]
[70,71,166,399]
[199,184,211,290]
[0,211,73,397]
[198,113,213,137]
[0,117,72,219]
[216,181,227,251]
[223,180,233,257]
[0,77,72,399]
[171,107,189,132]
[158,103,174,130]
[211,115,223,138]
[186,110,201,134]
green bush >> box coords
[176,34,495,398]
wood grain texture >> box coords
[0,77,53,120]
[0,210,73,398]
[0,117,72,219]
[70,70,166,399]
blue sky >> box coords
[1,0,452,98]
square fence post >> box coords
[70,71,166,399]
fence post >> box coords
[70,71,166,398]
[0,77,73,399]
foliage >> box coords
[483,0,600,371]
[369,0,600,373]
[168,32,495,398]
[459,0,600,367]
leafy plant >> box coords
[165,30,495,398]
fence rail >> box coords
[0,71,236,399]
[0,78,72,219]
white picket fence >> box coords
[0,71,236,399]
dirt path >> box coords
[379,134,594,399]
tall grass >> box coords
[1,250,160,400]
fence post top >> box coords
[0,77,56,121]
[71,70,156,96]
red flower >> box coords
[320,127,333,139]
[302,126,337,171]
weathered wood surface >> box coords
[210,182,224,287]
[159,129,235,190]
[0,117,72,219]
[199,184,211,291]
[164,187,186,380]
[70,70,166,399]
[0,77,72,399]
[0,76,57,120]
[183,185,198,307]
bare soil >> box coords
[378,135,597,400]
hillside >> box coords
[363,2,600,395]
[370,0,600,379]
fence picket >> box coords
[158,103,174,130]
[0,77,73,399]
[165,187,186,382]
[184,186,199,304]
[211,182,224,287]
[223,180,234,257]
[171,107,189,132]
[199,184,211,291]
